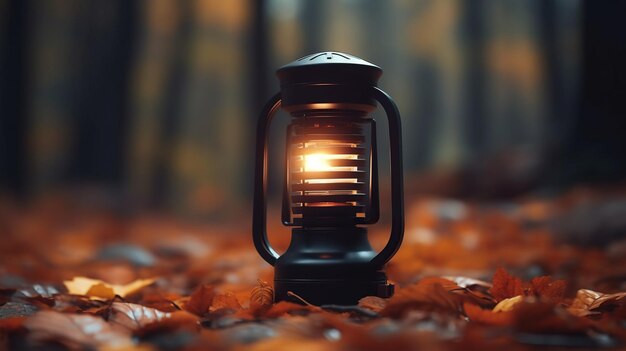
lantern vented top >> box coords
[276,52,383,112]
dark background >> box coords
[1,0,625,219]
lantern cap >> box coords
[277,52,382,86]
[276,52,383,111]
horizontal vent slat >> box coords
[292,194,366,203]
[291,182,365,191]
[291,171,366,180]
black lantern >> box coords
[253,52,404,305]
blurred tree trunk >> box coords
[0,0,30,197]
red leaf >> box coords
[528,276,567,299]
[184,284,215,317]
[489,268,523,302]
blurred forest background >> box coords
[1,0,625,220]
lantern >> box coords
[253,52,404,305]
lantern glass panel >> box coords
[282,112,379,227]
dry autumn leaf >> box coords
[25,310,134,350]
[380,277,463,318]
[211,291,242,311]
[463,302,513,326]
[489,268,523,302]
[567,289,626,317]
[108,302,199,338]
[108,302,171,330]
[184,284,215,317]
[358,296,387,313]
[63,276,155,300]
[492,295,523,312]
[250,279,273,316]
[528,276,567,299]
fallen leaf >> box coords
[108,302,171,330]
[568,289,626,317]
[528,276,567,299]
[64,276,155,300]
[513,300,592,335]
[358,296,387,313]
[250,279,273,316]
[264,301,313,318]
[184,284,215,317]
[489,268,523,302]
[380,277,463,318]
[25,310,133,350]
[464,302,513,326]
[444,276,492,289]
[211,291,242,311]
[493,295,523,312]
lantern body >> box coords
[253,52,404,305]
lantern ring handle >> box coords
[252,93,282,266]
[370,87,405,268]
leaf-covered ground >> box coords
[1,187,625,350]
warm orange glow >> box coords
[303,153,333,172]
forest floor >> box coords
[1,185,625,350]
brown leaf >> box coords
[528,276,567,299]
[568,289,626,317]
[380,277,463,318]
[489,268,523,302]
[184,284,215,317]
[25,310,133,350]
[358,296,387,313]
[464,302,513,326]
[250,279,273,316]
[108,302,171,331]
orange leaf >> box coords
[489,268,523,302]
[249,279,274,316]
[211,291,242,311]
[358,296,387,313]
[184,284,215,317]
[464,302,513,326]
[380,277,463,318]
[263,301,313,318]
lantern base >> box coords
[275,278,394,306]
[273,227,394,305]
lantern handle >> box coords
[252,93,282,266]
[370,87,405,268]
